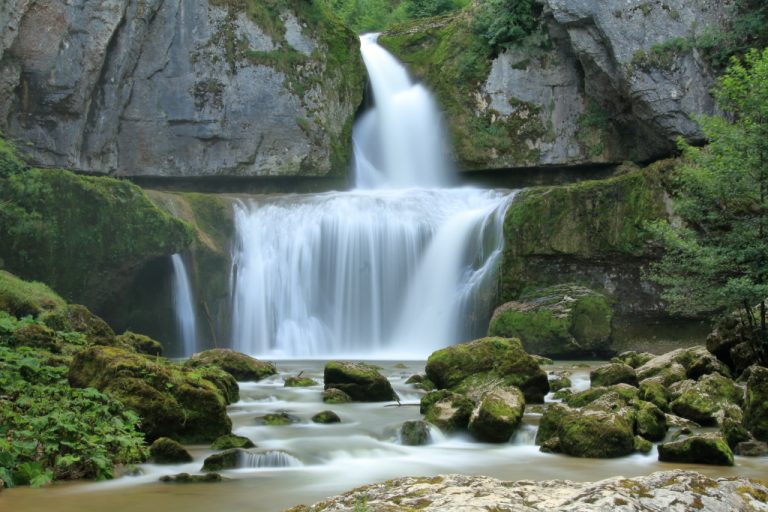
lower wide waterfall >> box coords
[229,188,512,358]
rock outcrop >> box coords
[287,471,768,511]
[0,0,364,179]
[381,0,726,171]
[323,361,398,402]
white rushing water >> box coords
[171,253,198,357]
[229,35,512,358]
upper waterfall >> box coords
[354,34,453,189]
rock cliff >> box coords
[0,0,365,178]
[381,0,730,171]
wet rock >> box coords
[421,390,473,433]
[42,304,115,346]
[639,377,669,411]
[566,384,638,408]
[11,323,62,353]
[669,373,744,426]
[425,337,549,403]
[535,403,572,445]
[634,400,667,442]
[149,437,192,464]
[159,472,223,484]
[736,440,768,457]
[636,347,709,383]
[558,410,635,458]
[186,349,276,382]
[211,434,255,450]
[664,414,700,430]
[468,385,525,443]
[202,449,246,471]
[258,412,299,426]
[284,376,319,387]
[399,420,431,446]
[721,417,751,449]
[311,411,341,424]
[286,471,768,511]
[731,342,759,376]
[488,285,613,359]
[634,436,653,454]
[322,388,352,404]
[590,363,638,388]
[687,352,731,380]
[323,361,398,402]
[115,331,163,356]
[612,351,654,369]
[744,366,768,442]
[658,434,734,466]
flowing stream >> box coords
[171,253,198,357]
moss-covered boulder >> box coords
[636,347,709,383]
[488,285,613,359]
[149,437,193,464]
[670,373,744,426]
[468,385,525,443]
[159,473,223,484]
[535,403,572,446]
[558,410,635,458]
[202,449,246,472]
[566,384,639,409]
[323,361,398,402]
[186,349,276,382]
[42,305,116,346]
[211,435,255,450]
[688,352,732,380]
[590,363,638,388]
[0,271,65,318]
[744,366,768,442]
[634,400,667,442]
[421,390,473,433]
[10,323,62,353]
[612,351,655,369]
[549,374,571,392]
[311,411,341,424]
[425,337,549,403]
[284,376,319,387]
[259,412,299,426]
[634,436,653,454]
[116,331,163,356]
[639,377,670,411]
[658,434,734,466]
[399,420,431,446]
[322,388,352,404]
[68,346,232,442]
[722,418,751,449]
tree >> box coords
[649,48,768,365]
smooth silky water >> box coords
[4,36,766,512]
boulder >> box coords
[566,384,638,409]
[186,349,276,382]
[633,400,667,442]
[11,323,62,353]
[116,331,163,356]
[202,449,246,472]
[731,342,760,376]
[68,346,232,442]
[736,440,768,457]
[425,337,549,403]
[149,437,193,464]
[612,351,654,369]
[744,366,768,441]
[634,436,653,454]
[322,388,352,404]
[160,473,222,484]
[323,361,398,402]
[42,304,116,346]
[421,391,473,433]
[536,403,573,446]
[687,352,731,380]
[721,418,751,449]
[636,347,709,383]
[0,270,65,318]
[590,363,638,388]
[468,386,525,443]
[399,420,432,446]
[211,435,255,450]
[284,376,318,387]
[259,412,299,426]
[488,285,613,359]
[548,373,571,392]
[558,410,635,458]
[670,373,744,426]
[639,378,669,411]
[658,434,734,466]
[311,411,341,424]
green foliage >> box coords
[649,49,768,364]
[631,37,693,72]
[321,0,467,33]
[472,0,543,56]
[0,318,147,487]
[696,0,768,69]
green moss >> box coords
[633,399,667,441]
[468,386,524,442]
[639,378,669,411]
[559,411,635,458]
[212,434,256,450]
[658,435,734,466]
[149,437,193,464]
[284,376,319,387]
[311,410,341,424]
[186,348,276,382]
[0,271,65,318]
[489,309,570,351]
[567,385,638,408]
[261,412,296,426]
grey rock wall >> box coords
[0,0,365,178]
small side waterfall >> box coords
[171,254,198,357]
[240,450,303,468]
[228,35,513,358]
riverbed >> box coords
[3,360,766,512]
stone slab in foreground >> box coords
[287,470,768,511]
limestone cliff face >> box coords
[0,0,365,178]
[381,0,729,171]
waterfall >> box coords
[229,36,513,358]
[239,450,303,468]
[171,253,198,357]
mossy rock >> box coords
[186,349,276,382]
[636,347,709,383]
[658,434,734,466]
[549,374,571,392]
[669,373,743,426]
[211,434,255,450]
[721,418,751,449]
[284,376,319,387]
[421,390,473,433]
[590,363,638,388]
[566,384,639,409]
[399,420,431,446]
[322,388,352,404]
[68,345,232,442]
[634,436,653,454]
[744,366,768,442]
[323,361,398,402]
[633,400,667,442]
[536,403,572,445]
[311,410,341,424]
[259,412,299,426]
[149,437,193,464]
[0,270,65,318]
[202,449,246,471]
[160,472,223,483]
[192,365,239,405]
[687,352,732,380]
[612,351,655,369]
[11,323,62,353]
[558,410,635,458]
[639,377,669,411]
[468,385,525,443]
[425,337,549,403]
[488,285,613,359]
[116,331,163,356]
[42,304,116,346]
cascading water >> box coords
[230,35,512,358]
[171,253,198,357]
